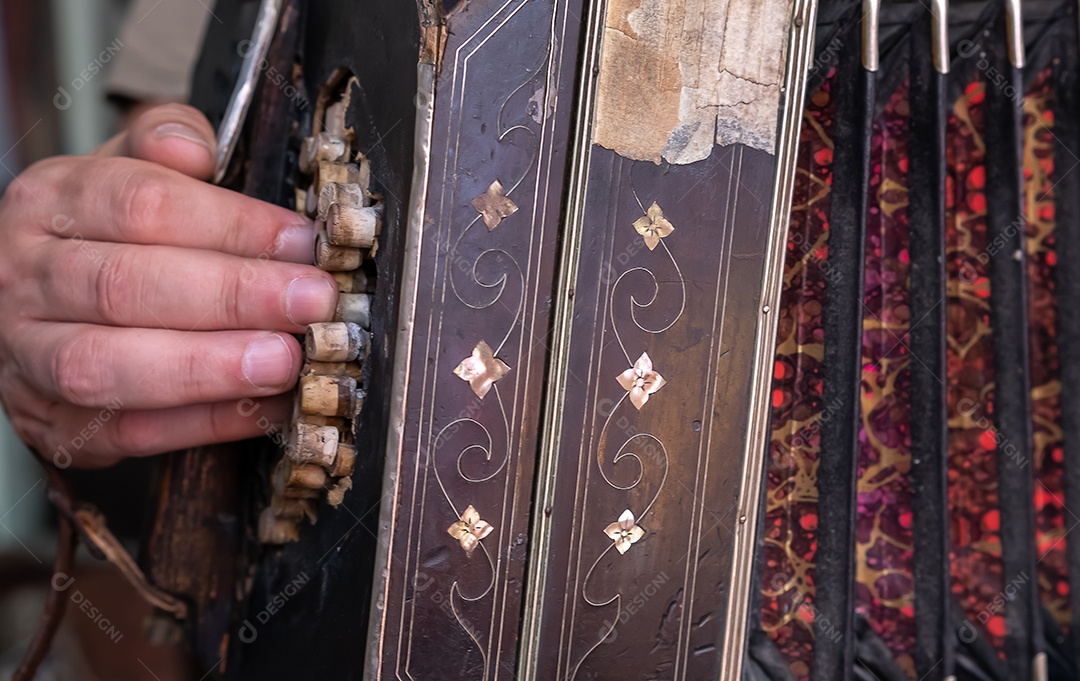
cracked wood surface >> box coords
[595,0,794,164]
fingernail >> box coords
[286,275,337,325]
[242,335,294,389]
[274,220,317,264]
[152,122,211,151]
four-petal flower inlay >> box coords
[447,505,494,554]
[446,198,673,563]
[471,179,519,230]
[632,201,674,251]
[604,509,645,554]
[454,340,511,399]
[616,352,667,410]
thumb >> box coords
[94,103,218,181]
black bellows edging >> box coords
[905,6,953,680]
[1053,6,1080,674]
[811,13,872,681]
[980,11,1043,681]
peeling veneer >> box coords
[594,0,794,163]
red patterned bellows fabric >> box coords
[761,68,836,681]
[1023,67,1070,632]
[760,59,1079,680]
[945,78,1006,656]
[856,78,915,679]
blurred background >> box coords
[1,1,196,678]
[0,0,121,556]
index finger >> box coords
[32,155,315,263]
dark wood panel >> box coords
[529,143,779,679]
[367,0,584,678]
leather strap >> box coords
[12,449,187,680]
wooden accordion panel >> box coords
[146,1,1080,680]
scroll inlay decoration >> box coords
[570,192,685,678]
[393,1,574,675]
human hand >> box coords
[0,104,337,467]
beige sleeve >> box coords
[104,0,214,103]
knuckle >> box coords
[1,173,40,212]
[224,266,248,328]
[52,331,111,407]
[171,345,211,403]
[7,413,40,451]
[39,245,86,307]
[3,158,58,207]
[110,411,156,455]
[207,401,234,441]
[0,389,32,448]
[113,166,171,240]
[0,253,15,300]
[93,247,138,325]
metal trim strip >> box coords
[516,0,607,672]
[719,2,819,679]
[363,60,437,681]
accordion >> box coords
[112,0,1080,680]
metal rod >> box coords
[907,3,953,678]
[811,8,874,681]
[862,0,879,71]
[1033,652,1048,681]
[212,0,284,184]
[932,0,950,74]
[1005,0,1025,68]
